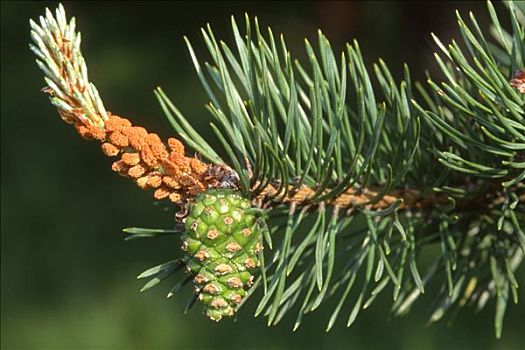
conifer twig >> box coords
[31,5,524,212]
[30,4,238,204]
[30,2,525,336]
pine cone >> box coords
[181,189,263,321]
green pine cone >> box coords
[181,189,263,321]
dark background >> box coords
[1,1,523,349]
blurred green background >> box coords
[2,1,523,349]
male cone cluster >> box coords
[181,189,263,321]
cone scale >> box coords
[181,189,263,321]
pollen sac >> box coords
[181,189,263,322]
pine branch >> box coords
[30,2,524,337]
[30,4,238,204]
[157,1,524,335]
